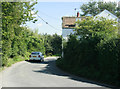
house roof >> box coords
[62,10,118,29]
[62,16,87,29]
[62,17,76,29]
[95,9,118,21]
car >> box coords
[29,52,44,62]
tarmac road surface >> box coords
[0,57,111,88]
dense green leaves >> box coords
[80,1,120,17]
[58,17,120,86]
[75,17,118,42]
[80,1,99,16]
[43,33,62,56]
[2,2,39,66]
[1,2,62,66]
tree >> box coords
[80,1,119,17]
[75,17,118,41]
[80,1,99,16]
[51,34,62,55]
[2,1,38,66]
[43,33,62,56]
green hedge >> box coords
[57,17,120,87]
[57,35,120,87]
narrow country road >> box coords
[0,57,110,88]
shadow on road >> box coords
[25,60,41,63]
[26,59,114,89]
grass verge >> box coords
[0,55,28,72]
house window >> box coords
[65,24,75,28]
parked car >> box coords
[29,52,44,62]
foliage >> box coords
[43,33,62,56]
[75,17,118,42]
[80,1,99,16]
[6,56,25,67]
[80,1,120,17]
[2,2,39,66]
[1,2,62,67]
[51,34,62,55]
[57,17,120,87]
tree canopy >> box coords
[1,2,62,66]
[80,1,120,17]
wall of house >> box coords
[62,18,82,40]
[62,28,75,40]
[62,28,75,57]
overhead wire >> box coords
[38,10,58,20]
[36,14,62,32]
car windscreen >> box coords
[31,52,39,55]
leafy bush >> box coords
[43,34,62,56]
[57,17,120,87]
[2,3,62,67]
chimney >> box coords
[77,12,79,17]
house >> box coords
[62,9,119,41]
[62,10,119,41]
[94,9,118,21]
[62,12,87,41]
[61,12,88,57]
[95,9,119,33]
[61,10,119,57]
